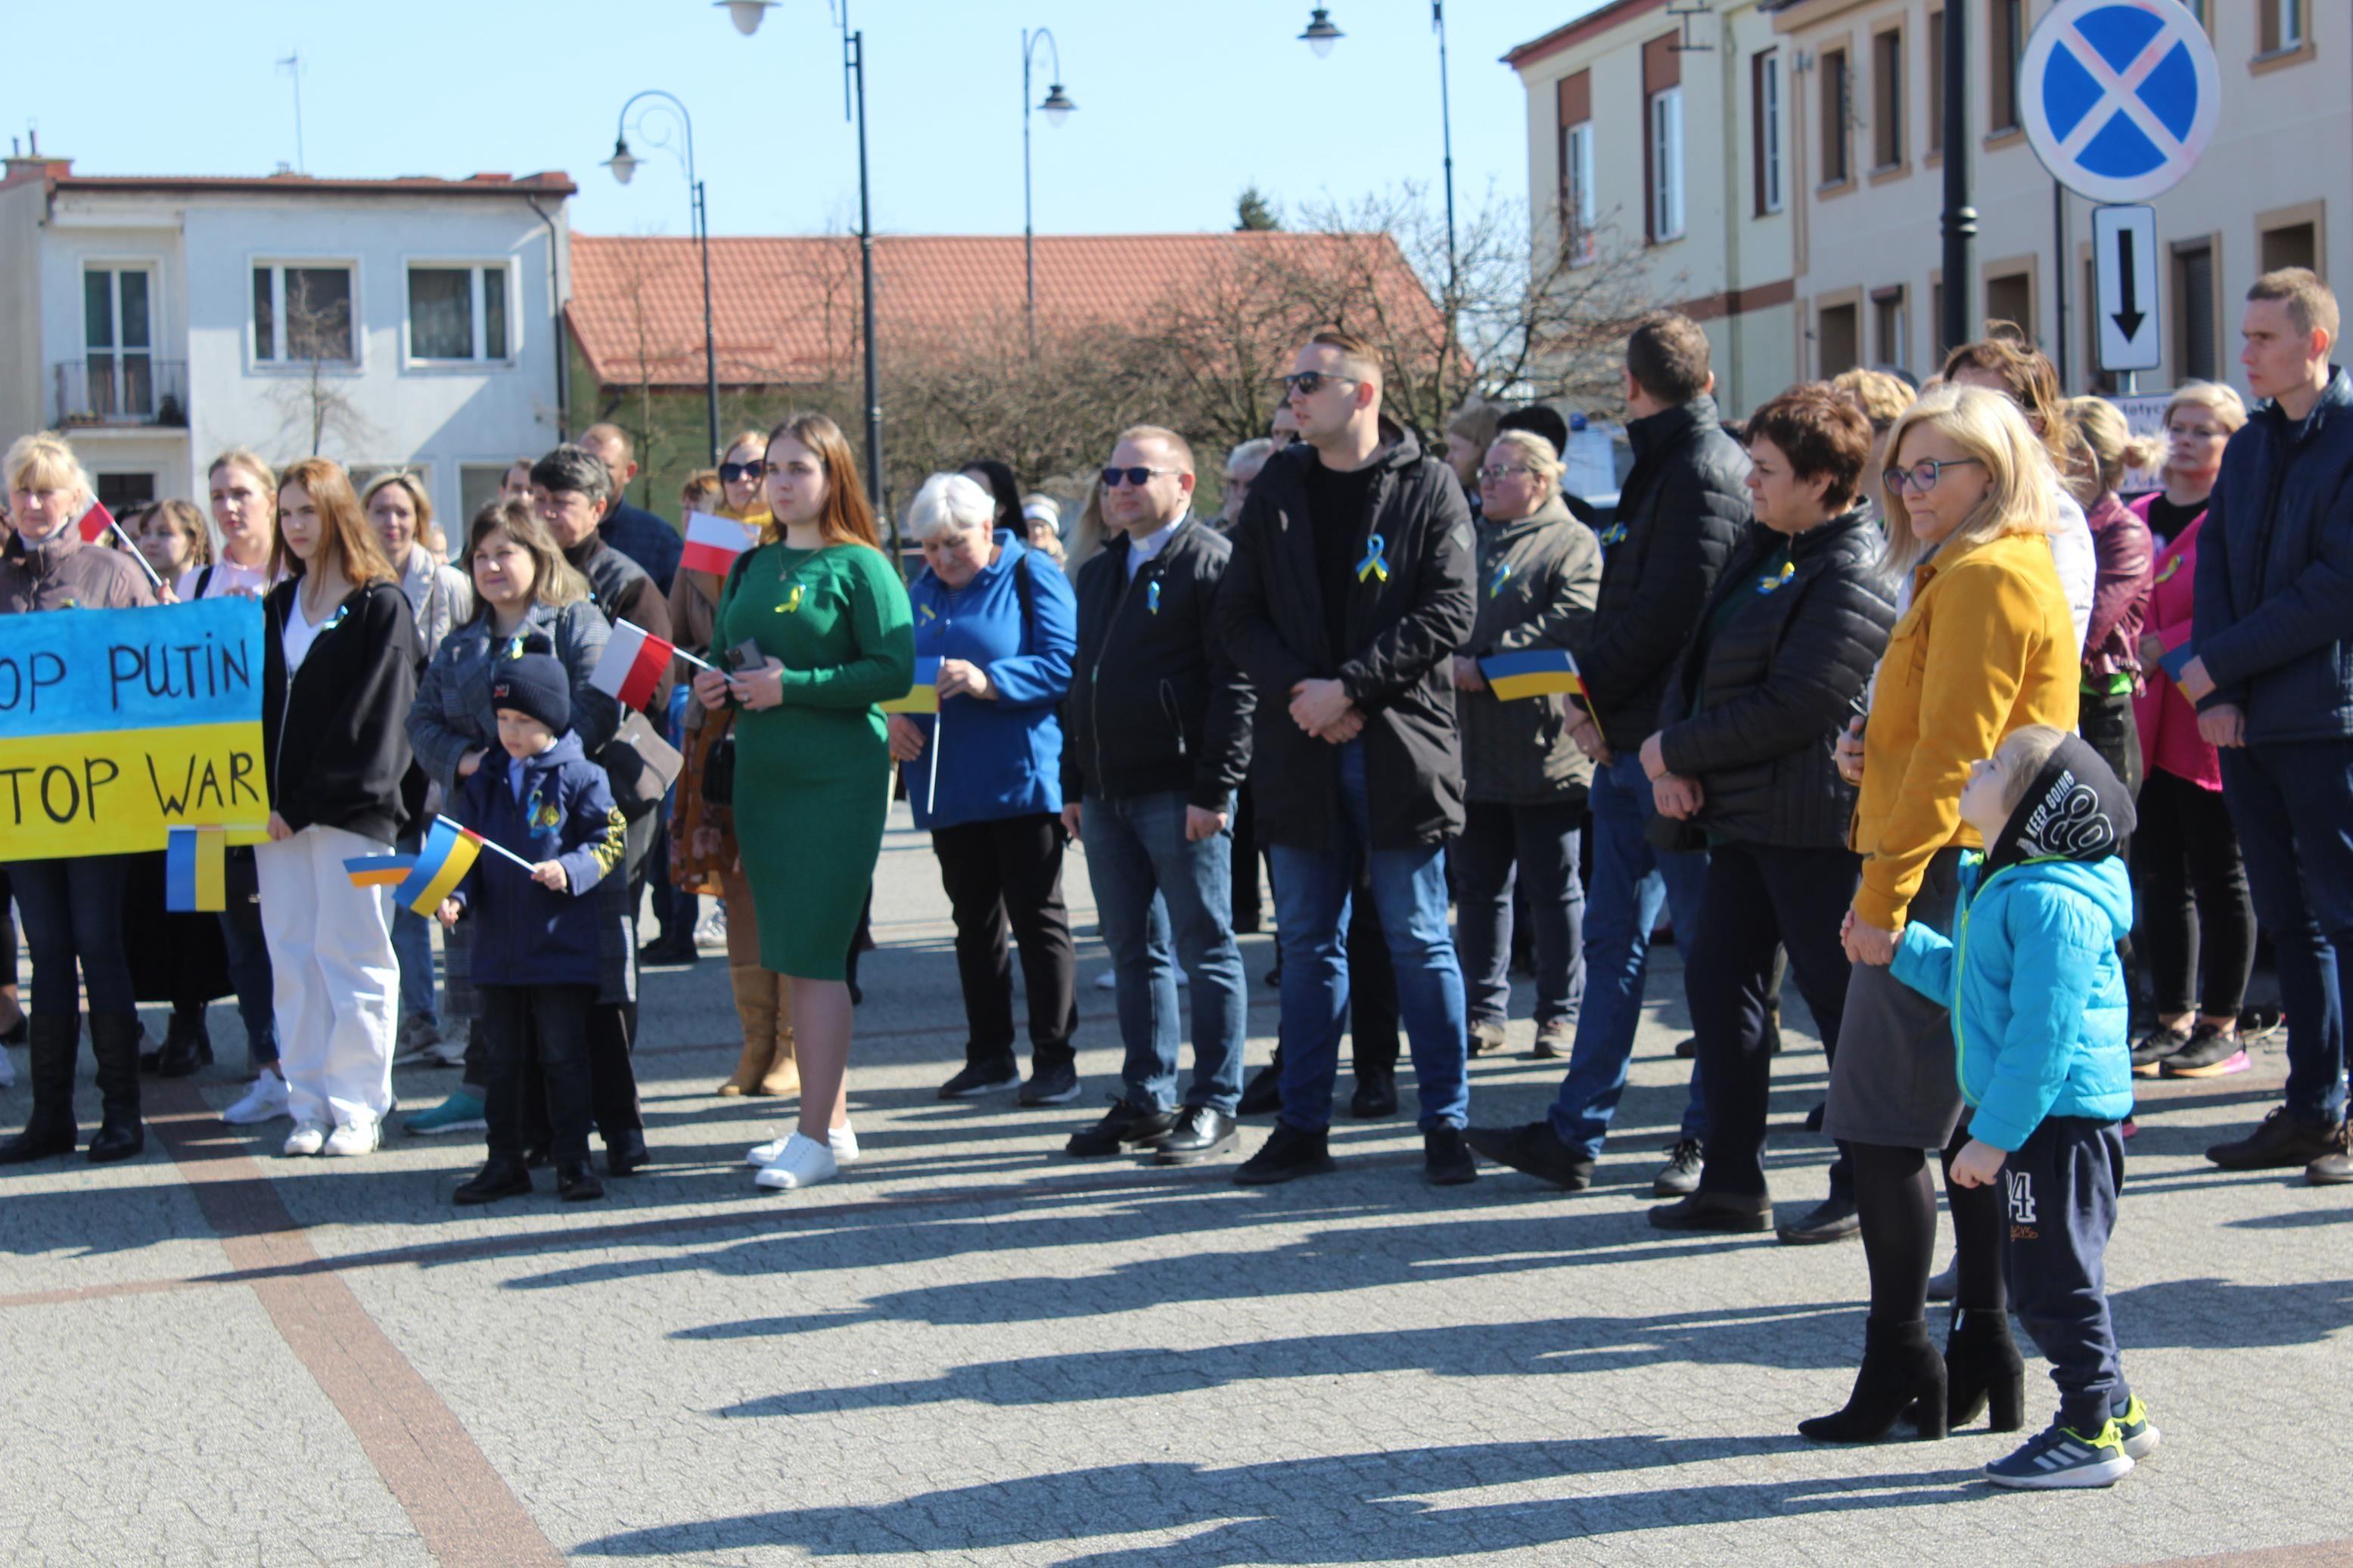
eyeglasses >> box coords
[1476,464,1535,483]
[1279,370,1358,396]
[1101,466,1178,488]
[1881,455,1985,495]
[2166,424,2226,442]
[719,461,764,483]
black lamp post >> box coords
[1022,27,1077,356]
[721,0,891,556]
[605,89,720,467]
[1940,2,1975,357]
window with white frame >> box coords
[1756,52,1786,215]
[1649,86,1685,243]
[1564,120,1597,265]
[82,265,157,419]
[252,262,355,365]
[406,263,513,363]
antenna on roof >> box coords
[276,51,306,172]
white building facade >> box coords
[0,159,573,526]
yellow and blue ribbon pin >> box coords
[1356,533,1389,585]
[919,601,938,622]
[1755,560,1795,594]
[1147,580,1161,614]
[1597,522,1628,548]
[1490,560,1513,598]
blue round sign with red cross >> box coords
[2020,0,2220,203]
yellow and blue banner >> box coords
[0,598,270,861]
[880,656,942,714]
[164,825,227,912]
[1480,647,1587,702]
[392,818,485,916]
[344,853,416,888]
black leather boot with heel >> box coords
[1798,1317,1950,1443]
[85,1012,147,1163]
[1944,1306,2028,1432]
[0,1013,82,1165]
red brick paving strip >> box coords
[147,1081,566,1568]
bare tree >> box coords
[266,273,371,457]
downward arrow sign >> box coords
[2112,226,2144,342]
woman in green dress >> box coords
[695,412,914,1192]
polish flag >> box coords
[77,498,118,543]
[589,619,675,709]
[680,510,759,575]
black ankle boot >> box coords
[0,1014,80,1164]
[1237,1054,1283,1116]
[454,1153,534,1205]
[85,1013,147,1163]
[1798,1318,1950,1443]
[1944,1306,2028,1433]
[153,1012,213,1079]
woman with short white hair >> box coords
[888,472,1082,1105]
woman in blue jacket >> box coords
[887,473,1080,1105]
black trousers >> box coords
[932,813,1078,1067]
[2005,1116,2129,1432]
[1346,890,1400,1076]
[2132,768,2255,1017]
[1688,841,1858,1200]
[480,983,596,1159]
[8,855,133,1017]
[1231,784,1261,933]
[2078,688,2144,816]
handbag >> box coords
[701,733,736,807]
[598,710,685,820]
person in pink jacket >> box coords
[2128,381,2254,1081]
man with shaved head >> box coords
[579,423,682,596]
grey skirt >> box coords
[1822,846,1968,1150]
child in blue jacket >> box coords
[1891,724,2150,1490]
[436,646,627,1206]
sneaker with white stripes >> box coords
[1985,1420,2135,1489]
[752,1132,838,1191]
[323,1118,381,1157]
[748,1123,859,1168]
[223,1072,292,1126]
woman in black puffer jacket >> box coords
[1637,385,1896,1242]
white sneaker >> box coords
[323,1119,381,1157]
[694,907,729,949]
[390,1014,443,1066]
[282,1121,330,1157]
[748,1123,859,1168]
[224,1072,291,1126]
[752,1132,838,1190]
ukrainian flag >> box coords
[164,826,227,912]
[881,656,942,714]
[1480,648,1586,702]
[344,854,416,888]
[391,818,483,916]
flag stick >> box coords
[614,618,719,673]
[109,521,166,591]
[927,705,943,814]
[436,814,539,873]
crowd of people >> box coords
[4,264,2349,1489]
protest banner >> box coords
[0,597,270,859]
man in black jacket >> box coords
[1469,311,1749,1194]
[1060,426,1255,1165]
[580,424,682,596]
[1221,329,1479,1186]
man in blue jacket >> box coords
[2183,269,2353,1185]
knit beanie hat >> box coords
[1984,731,2136,876]
[490,640,570,735]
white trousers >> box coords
[256,824,398,1128]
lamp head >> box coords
[1040,84,1076,129]
[1300,7,1342,57]
[604,138,639,185]
[716,0,775,36]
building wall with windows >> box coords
[0,161,571,525]
[1768,0,2349,393]
[1508,0,1798,417]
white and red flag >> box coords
[76,498,117,543]
[589,619,677,709]
[679,510,760,576]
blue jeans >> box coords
[390,827,437,1023]
[1267,741,1469,1132]
[2221,739,2353,1125]
[218,886,278,1066]
[1083,790,1246,1114]
[1455,799,1586,1030]
[1546,753,1708,1158]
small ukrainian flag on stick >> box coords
[164,826,228,912]
[880,656,942,714]
[1478,647,1587,702]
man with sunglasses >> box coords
[1220,329,1480,1187]
[1059,427,1256,1165]
[1467,311,1748,1197]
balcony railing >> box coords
[52,359,190,428]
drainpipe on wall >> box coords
[527,193,569,440]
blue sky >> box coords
[8,0,1606,238]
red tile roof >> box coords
[567,231,1445,388]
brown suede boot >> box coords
[720,964,779,1096]
[757,973,801,1098]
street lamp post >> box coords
[1021,27,1077,356]
[1939,1,1975,357]
[605,89,720,467]
[721,0,891,557]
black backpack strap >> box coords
[194,564,214,599]
[1012,547,1037,653]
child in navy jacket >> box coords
[1890,725,2153,1490]
[437,646,627,1204]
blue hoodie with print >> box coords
[1890,732,2137,1151]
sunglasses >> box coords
[1881,455,1985,495]
[1101,466,1177,488]
[1280,370,1358,396]
[719,461,764,484]
[1476,464,1534,483]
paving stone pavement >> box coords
[2,803,2348,1566]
